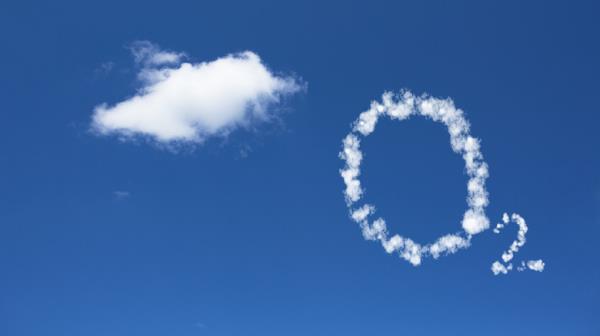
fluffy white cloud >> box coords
[92,41,302,144]
[526,259,545,272]
[491,213,545,275]
[339,91,489,266]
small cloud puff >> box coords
[113,191,130,200]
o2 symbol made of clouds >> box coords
[339,90,544,274]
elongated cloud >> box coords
[129,40,185,66]
[92,41,302,144]
[491,213,545,275]
[340,91,489,266]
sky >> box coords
[0,1,599,335]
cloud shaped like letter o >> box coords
[339,91,490,266]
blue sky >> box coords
[1,0,599,335]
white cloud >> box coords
[92,41,303,145]
[428,234,471,259]
[526,259,545,272]
[129,40,185,66]
[339,91,545,273]
[491,213,545,275]
[491,261,511,275]
[339,91,489,266]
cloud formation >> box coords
[340,91,489,266]
[491,213,545,275]
[340,90,546,274]
[92,41,302,144]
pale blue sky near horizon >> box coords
[0,1,599,335]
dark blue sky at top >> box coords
[0,1,599,335]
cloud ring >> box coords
[339,91,490,265]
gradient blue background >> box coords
[1,1,599,335]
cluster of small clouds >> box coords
[91,41,302,145]
[491,213,545,275]
[340,91,489,266]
